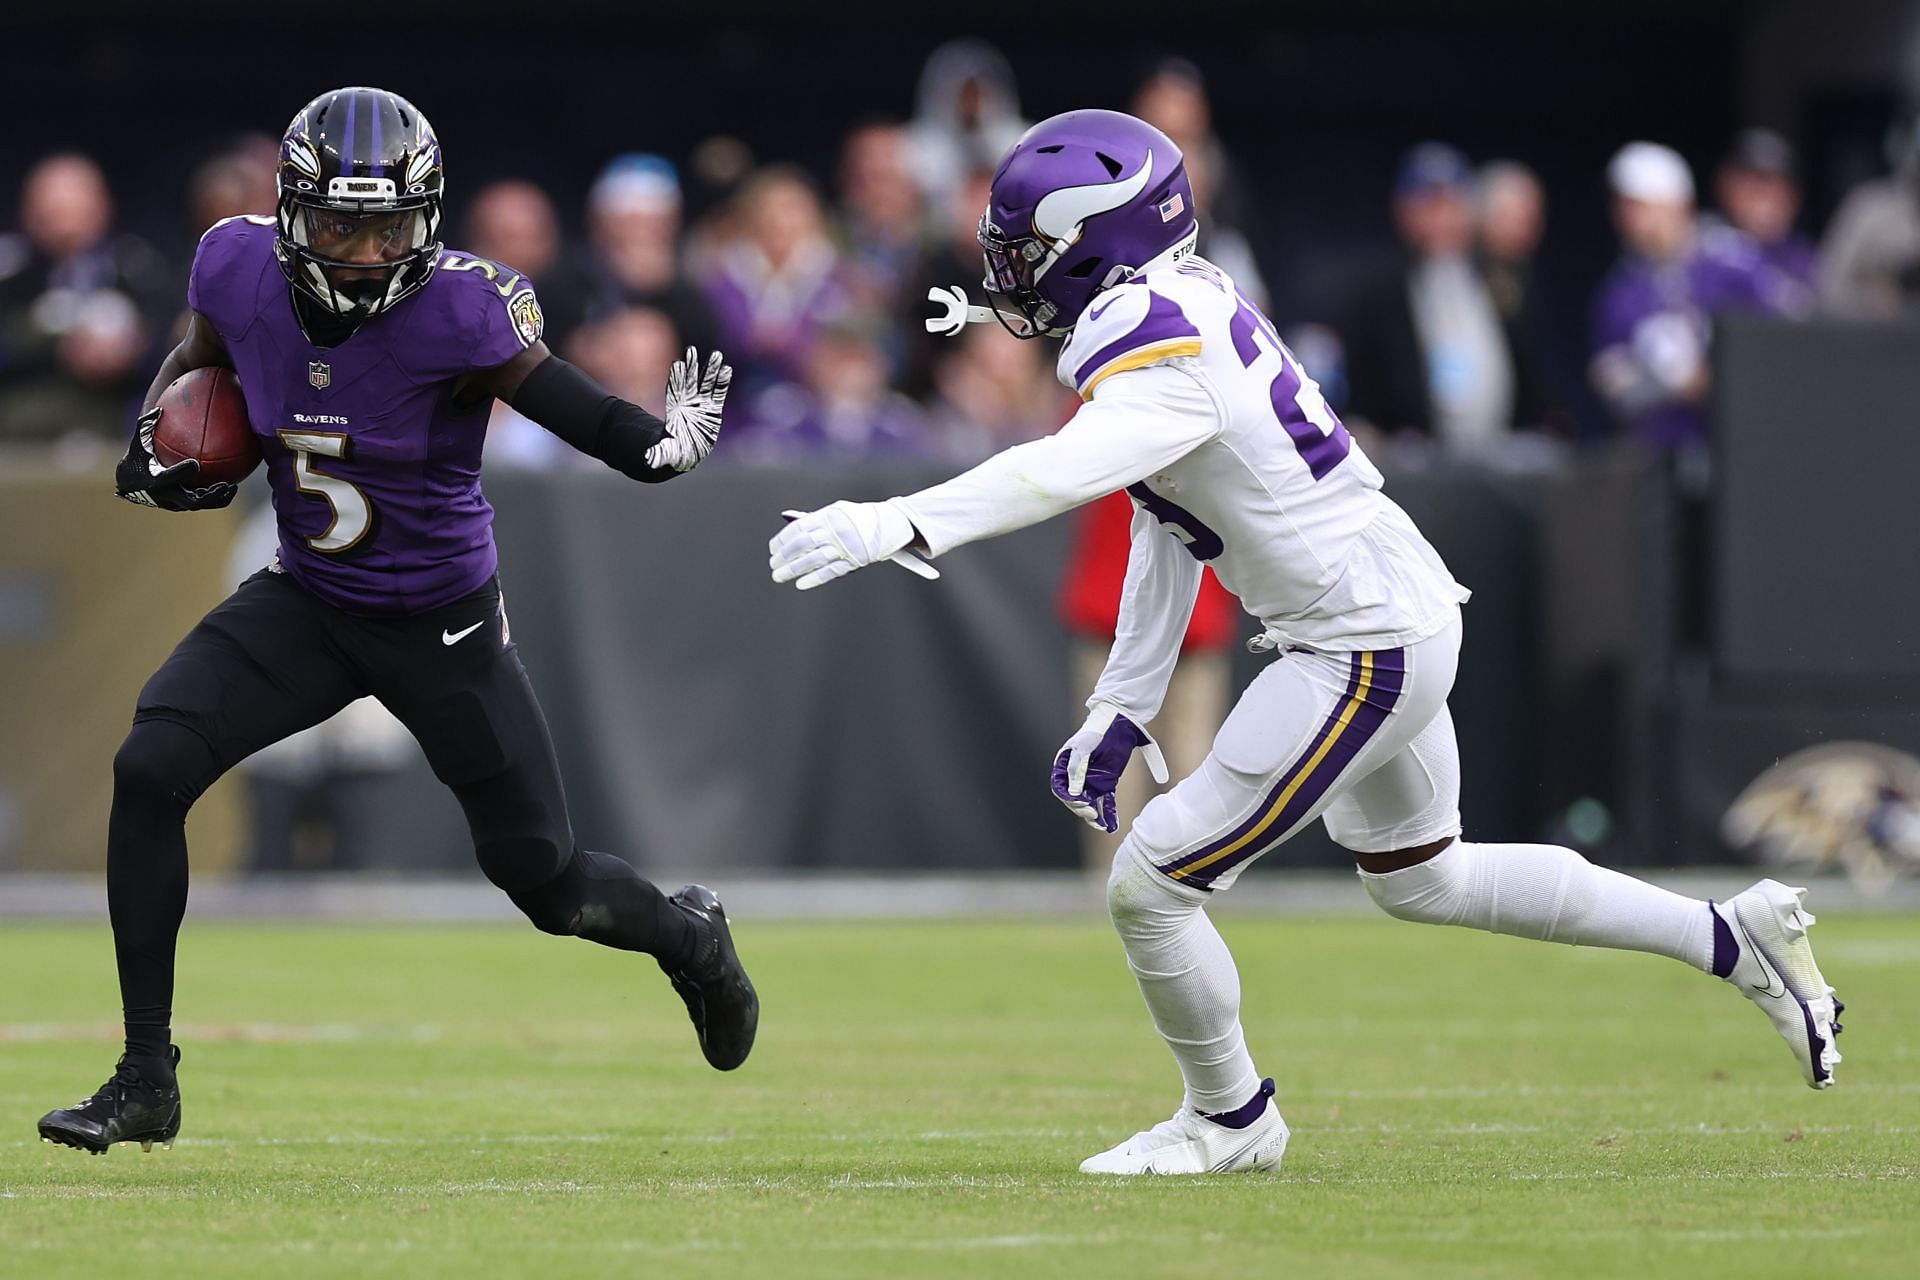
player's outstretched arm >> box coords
[771,361,1223,591]
[488,343,732,482]
[115,311,239,512]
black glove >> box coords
[114,407,238,512]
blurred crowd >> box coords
[6,39,1920,470]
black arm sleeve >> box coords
[509,355,676,483]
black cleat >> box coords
[38,1047,182,1155]
[660,885,759,1071]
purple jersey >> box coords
[1757,233,1820,295]
[1589,227,1798,449]
[188,216,545,615]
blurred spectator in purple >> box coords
[0,153,167,445]
[1818,120,1920,320]
[1589,142,1801,452]
[833,120,929,378]
[488,305,680,469]
[905,39,1028,213]
[583,154,719,356]
[1132,57,1270,309]
[739,318,929,459]
[924,322,1071,461]
[1342,143,1543,456]
[465,179,593,351]
[903,167,997,397]
[1707,130,1818,297]
[702,164,852,398]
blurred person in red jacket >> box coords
[1060,492,1236,871]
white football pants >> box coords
[1106,610,1717,1113]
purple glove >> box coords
[1050,702,1171,833]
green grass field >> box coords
[2,910,1916,1278]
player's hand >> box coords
[1050,701,1170,833]
[769,499,920,590]
[113,407,238,512]
[648,346,732,473]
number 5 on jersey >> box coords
[278,431,372,553]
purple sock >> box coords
[1708,902,1738,978]
[1201,1078,1275,1129]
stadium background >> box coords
[6,11,1919,1276]
[1,0,1916,883]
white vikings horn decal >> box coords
[1032,149,1154,244]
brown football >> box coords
[151,366,261,486]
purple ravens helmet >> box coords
[275,87,445,328]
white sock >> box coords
[1359,839,1716,971]
[1107,845,1261,1114]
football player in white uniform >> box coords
[770,110,1843,1175]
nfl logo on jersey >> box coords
[1158,192,1185,222]
[308,361,331,389]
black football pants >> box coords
[109,568,693,1060]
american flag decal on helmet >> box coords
[1158,192,1186,222]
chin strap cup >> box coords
[924,285,1000,337]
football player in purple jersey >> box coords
[39,87,757,1156]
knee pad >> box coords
[1107,840,1204,941]
[113,719,217,813]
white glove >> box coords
[646,346,732,473]
[769,499,930,590]
[1050,701,1170,833]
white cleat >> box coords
[1080,1080,1290,1175]
[1717,879,1845,1089]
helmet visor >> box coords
[292,205,430,267]
[977,212,1056,339]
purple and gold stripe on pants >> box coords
[1157,648,1406,890]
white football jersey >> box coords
[1054,254,1470,650]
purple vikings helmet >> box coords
[978,110,1198,338]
